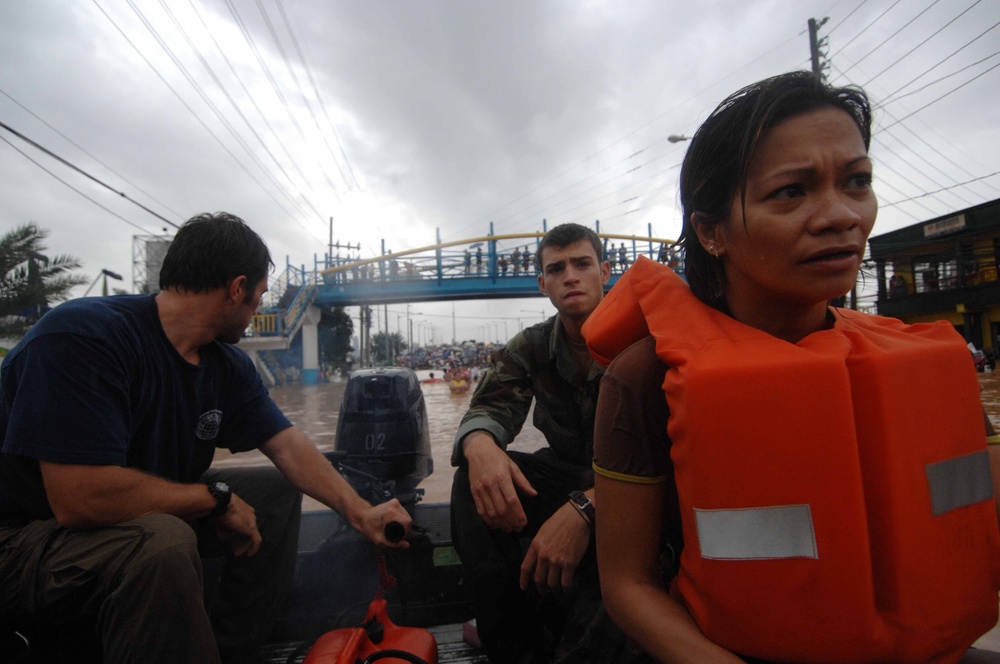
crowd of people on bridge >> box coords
[324,240,676,284]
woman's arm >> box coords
[595,475,744,663]
[981,405,1000,526]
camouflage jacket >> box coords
[451,315,604,470]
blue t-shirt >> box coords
[0,294,291,523]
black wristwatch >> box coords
[206,481,232,517]
[568,490,595,525]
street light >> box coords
[83,268,124,297]
[520,309,546,323]
[406,304,422,353]
[667,134,691,143]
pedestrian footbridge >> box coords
[241,226,680,383]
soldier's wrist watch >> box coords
[568,490,594,525]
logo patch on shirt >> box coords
[196,409,223,441]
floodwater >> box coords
[211,369,546,509]
[214,368,1000,511]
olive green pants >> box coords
[0,466,301,664]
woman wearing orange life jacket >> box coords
[583,71,1000,663]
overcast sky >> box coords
[2,0,998,343]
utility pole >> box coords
[384,303,390,365]
[808,17,830,83]
[327,217,361,270]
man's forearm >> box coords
[40,461,216,528]
[261,427,371,529]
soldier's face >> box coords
[537,239,610,321]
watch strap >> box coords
[206,481,231,517]
[568,490,594,525]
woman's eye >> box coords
[846,172,873,190]
[770,184,805,201]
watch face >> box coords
[214,481,230,493]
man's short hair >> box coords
[159,212,273,293]
[534,223,603,270]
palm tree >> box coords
[0,224,87,337]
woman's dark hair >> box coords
[159,212,273,293]
[676,71,872,310]
[535,223,603,270]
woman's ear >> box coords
[692,213,724,258]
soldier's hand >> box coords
[463,433,537,532]
[519,501,590,594]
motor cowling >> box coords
[335,368,432,497]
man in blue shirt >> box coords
[0,213,411,663]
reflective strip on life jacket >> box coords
[926,449,994,516]
[698,448,994,560]
[694,504,817,559]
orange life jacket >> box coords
[583,256,1000,663]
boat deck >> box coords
[261,502,489,663]
[264,623,488,663]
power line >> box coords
[222,0,342,199]
[881,58,1000,130]
[0,87,185,221]
[826,0,868,36]
[90,0,305,225]
[840,0,936,75]
[125,0,328,232]
[880,49,1000,106]
[861,0,982,88]
[0,120,180,229]
[878,17,1000,104]
[276,0,359,190]
[0,133,161,235]
[254,0,349,196]
[881,170,1000,207]
[180,0,319,197]
[873,144,971,212]
[830,0,904,57]
[156,0,321,207]
[825,40,1000,215]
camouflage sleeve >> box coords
[451,335,537,466]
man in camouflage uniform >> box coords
[451,223,642,663]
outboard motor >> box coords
[280,368,469,641]
[334,367,432,502]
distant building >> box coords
[868,197,1000,352]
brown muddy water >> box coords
[214,368,1000,511]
